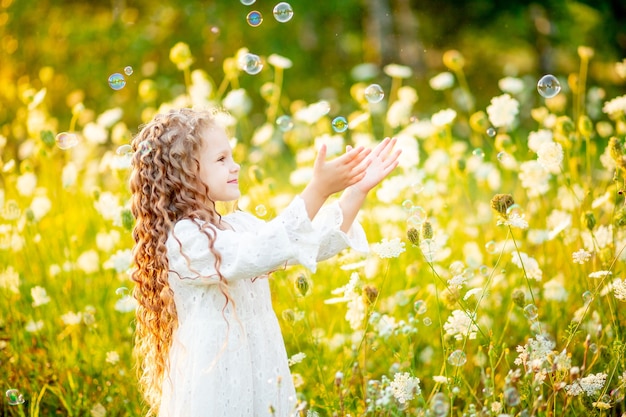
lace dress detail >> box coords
[158,196,368,417]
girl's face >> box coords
[198,125,241,202]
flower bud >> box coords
[362,285,379,305]
[582,211,596,231]
[421,221,433,240]
[169,42,194,70]
[443,50,465,72]
[578,115,594,137]
[407,227,420,245]
[512,289,526,308]
[295,275,310,296]
[491,194,515,217]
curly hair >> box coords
[129,108,230,415]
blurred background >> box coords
[1,0,624,138]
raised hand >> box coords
[300,144,371,221]
[347,137,401,195]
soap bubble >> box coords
[401,200,414,211]
[447,349,467,366]
[240,0,256,4]
[414,300,427,314]
[423,317,432,326]
[108,73,126,90]
[449,261,465,276]
[364,83,384,103]
[479,265,489,276]
[332,116,348,133]
[504,387,521,407]
[583,290,593,305]
[239,53,263,75]
[138,140,153,156]
[246,10,263,27]
[485,240,497,254]
[276,115,294,132]
[116,144,133,156]
[5,389,25,405]
[255,204,267,217]
[537,74,561,98]
[55,132,79,150]
[430,392,450,416]
[124,66,133,76]
[523,304,538,321]
[472,148,485,159]
[273,2,294,23]
[486,127,496,137]
[115,287,129,296]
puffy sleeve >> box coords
[167,196,321,284]
[312,200,369,261]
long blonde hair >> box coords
[129,108,229,414]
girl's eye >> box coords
[218,156,225,162]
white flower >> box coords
[96,230,121,252]
[30,195,52,220]
[289,167,313,187]
[497,212,528,229]
[94,192,121,222]
[527,129,553,153]
[602,95,626,117]
[432,375,449,384]
[486,94,519,128]
[16,172,37,196]
[115,295,138,313]
[25,319,43,333]
[96,108,123,128]
[565,373,607,397]
[0,266,20,294]
[389,372,421,404]
[612,278,626,301]
[294,101,331,124]
[375,314,397,338]
[589,270,612,279]
[498,76,525,94]
[90,403,107,417]
[383,64,413,79]
[543,279,568,301]
[518,160,551,197]
[514,334,555,370]
[511,252,542,281]
[572,249,592,264]
[268,54,293,69]
[395,134,419,168]
[314,134,345,157]
[536,141,563,173]
[105,351,120,365]
[443,309,477,340]
[61,311,83,326]
[62,162,78,188]
[222,89,252,117]
[429,72,455,90]
[431,108,457,127]
[31,286,51,307]
[288,352,306,366]
[77,250,100,274]
[83,122,108,144]
[371,238,406,259]
[104,249,133,273]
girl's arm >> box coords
[299,144,371,221]
[338,137,401,233]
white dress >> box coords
[158,196,368,417]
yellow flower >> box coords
[443,50,465,72]
[169,42,194,70]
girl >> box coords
[129,108,400,416]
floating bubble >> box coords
[116,144,133,156]
[506,203,523,217]
[55,132,79,150]
[124,66,133,76]
[401,200,414,211]
[497,151,511,163]
[246,10,263,27]
[276,115,294,132]
[6,389,24,405]
[115,287,129,296]
[240,0,256,4]
[449,261,465,276]
[273,2,294,23]
[239,53,263,75]
[407,206,427,226]
[430,392,450,416]
[485,240,497,254]
[332,116,348,133]
[463,267,475,279]
[108,73,126,90]
[504,387,520,407]
[589,343,598,353]
[523,304,538,321]
[255,204,267,217]
[423,317,432,326]
[138,140,153,156]
[537,74,561,98]
[486,127,496,137]
[472,148,485,159]
[583,290,593,305]
[411,182,425,194]
[364,83,384,103]
[447,349,467,367]
[414,300,427,315]
[479,265,489,277]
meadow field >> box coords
[1,1,626,416]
